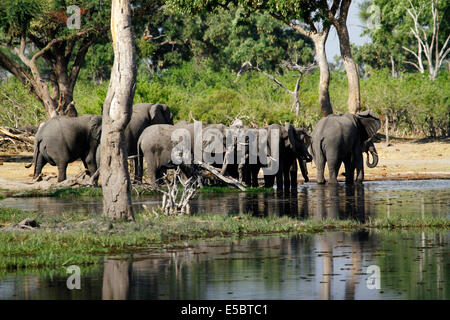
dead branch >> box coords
[237,61,316,115]
[195,160,246,191]
[144,167,200,216]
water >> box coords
[0,231,448,300]
[0,179,449,220]
[0,179,449,300]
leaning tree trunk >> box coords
[331,0,361,114]
[312,32,333,117]
[100,0,136,220]
[335,22,361,114]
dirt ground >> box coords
[0,138,449,186]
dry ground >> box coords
[0,138,449,187]
[303,138,450,183]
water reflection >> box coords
[102,260,131,300]
[0,180,448,220]
[187,184,370,222]
[1,231,447,300]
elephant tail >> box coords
[137,140,143,177]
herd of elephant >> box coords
[27,102,381,192]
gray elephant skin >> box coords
[125,103,174,182]
[136,122,237,184]
[27,115,102,182]
[261,123,312,192]
[311,111,380,184]
[136,123,196,183]
[220,123,312,191]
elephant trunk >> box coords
[366,149,378,168]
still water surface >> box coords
[1,179,449,220]
[0,231,448,300]
[0,179,448,300]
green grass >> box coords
[0,206,448,272]
[2,185,272,199]
[1,186,159,199]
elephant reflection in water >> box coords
[314,184,368,221]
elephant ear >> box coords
[150,104,174,125]
[285,122,296,152]
[88,116,102,143]
[149,104,160,123]
[162,104,174,124]
[300,129,312,147]
[356,111,381,141]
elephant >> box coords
[125,103,174,182]
[136,122,241,184]
[136,123,196,183]
[221,123,312,191]
[310,111,380,184]
[26,115,102,182]
[298,130,312,182]
[262,123,313,192]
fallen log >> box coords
[194,160,246,191]
[0,127,34,145]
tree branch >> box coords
[237,61,292,95]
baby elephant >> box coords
[26,115,102,182]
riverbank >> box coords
[0,206,448,272]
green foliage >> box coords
[1,60,448,137]
[73,79,107,115]
[0,78,46,127]
[78,42,114,83]
[0,0,41,37]
[361,69,450,136]
[357,0,450,75]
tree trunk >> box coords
[331,0,361,114]
[100,0,136,220]
[335,23,361,114]
[312,33,333,117]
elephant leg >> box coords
[343,157,354,185]
[312,145,326,184]
[327,157,341,184]
[264,175,275,188]
[238,163,245,185]
[289,162,298,192]
[315,156,326,185]
[276,166,284,192]
[133,156,143,184]
[57,162,68,182]
[144,156,158,184]
[283,164,290,192]
[33,152,47,181]
[251,166,259,188]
